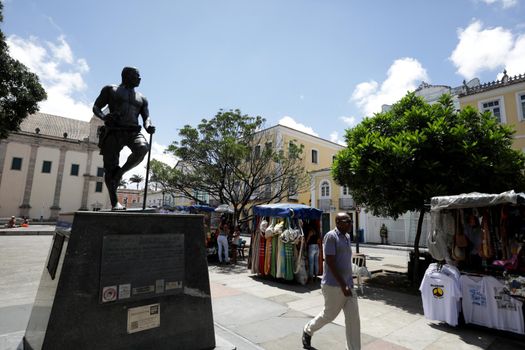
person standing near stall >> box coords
[216,223,230,264]
[231,225,242,264]
[305,225,320,283]
[302,212,361,349]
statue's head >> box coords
[121,67,141,88]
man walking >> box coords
[302,212,361,349]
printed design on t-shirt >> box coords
[431,284,444,299]
[493,287,518,311]
[468,286,487,306]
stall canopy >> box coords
[253,203,322,220]
[431,190,525,211]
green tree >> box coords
[129,174,144,189]
[333,92,525,282]
[118,178,128,189]
[150,109,308,223]
[0,3,46,139]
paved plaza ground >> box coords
[1,231,525,349]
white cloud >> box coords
[478,0,518,9]
[278,116,319,136]
[329,131,346,146]
[6,35,92,120]
[450,21,515,79]
[350,58,428,117]
[340,115,357,127]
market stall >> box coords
[422,190,525,334]
[250,203,322,285]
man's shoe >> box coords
[302,331,311,349]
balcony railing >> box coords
[339,197,354,210]
[317,198,332,212]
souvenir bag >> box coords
[294,248,308,285]
[455,210,468,248]
[265,217,276,239]
[274,219,284,235]
[427,229,447,261]
[479,209,494,259]
[452,211,466,261]
[259,219,268,234]
[427,211,448,261]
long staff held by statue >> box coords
[142,132,153,210]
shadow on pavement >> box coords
[248,275,321,294]
[428,322,525,349]
[359,272,423,314]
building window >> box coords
[254,145,261,159]
[332,155,336,163]
[71,164,79,176]
[11,157,22,170]
[265,141,272,151]
[97,167,104,177]
[342,186,350,196]
[479,97,506,123]
[95,181,103,192]
[288,178,298,198]
[320,181,330,197]
[311,149,318,164]
[42,161,52,173]
[517,92,525,121]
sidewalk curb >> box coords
[0,231,54,236]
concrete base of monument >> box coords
[23,211,216,350]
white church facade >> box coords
[0,112,110,220]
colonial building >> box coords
[254,124,349,231]
[458,70,525,151]
[0,112,110,220]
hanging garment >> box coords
[276,237,285,279]
[271,234,278,277]
[460,275,493,328]
[419,268,462,326]
[258,234,266,274]
[250,229,260,274]
[485,276,524,334]
[264,237,272,275]
[480,209,494,259]
[284,242,294,280]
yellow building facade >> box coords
[256,125,352,233]
[458,71,525,150]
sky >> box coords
[3,0,525,183]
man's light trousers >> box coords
[304,284,361,350]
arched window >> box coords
[320,181,330,197]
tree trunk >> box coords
[412,209,425,285]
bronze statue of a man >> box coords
[93,67,155,210]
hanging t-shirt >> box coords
[427,263,461,281]
[420,271,461,326]
[484,276,524,334]
[460,275,493,328]
[426,264,462,312]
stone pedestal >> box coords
[24,211,215,350]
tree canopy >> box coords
[150,109,308,222]
[333,92,525,218]
[332,92,525,278]
[129,174,144,189]
[0,3,46,139]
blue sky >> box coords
[4,0,525,180]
